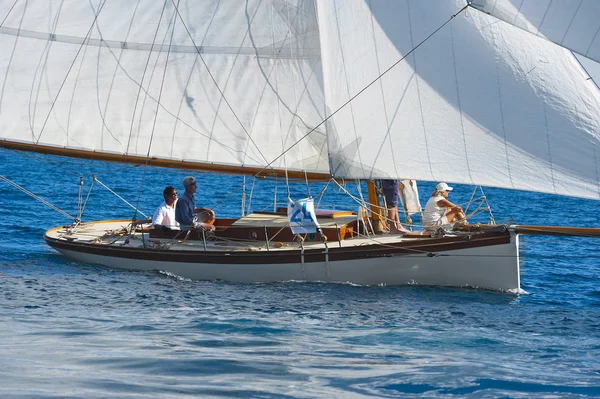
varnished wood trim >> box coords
[1,140,331,180]
[513,225,600,237]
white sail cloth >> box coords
[470,0,600,64]
[1,0,600,200]
[0,0,328,173]
[316,0,600,200]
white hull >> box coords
[45,220,520,291]
[54,238,520,290]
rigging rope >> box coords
[77,177,84,221]
[95,178,149,218]
[246,178,256,216]
[0,175,76,221]
[77,176,96,221]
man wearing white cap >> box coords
[421,182,468,230]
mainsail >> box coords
[316,0,600,200]
[0,0,328,177]
[1,0,599,200]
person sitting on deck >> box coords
[175,176,215,231]
[152,185,180,231]
[421,182,468,231]
[381,179,409,234]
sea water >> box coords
[1,149,599,398]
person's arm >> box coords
[437,199,462,213]
[175,197,194,225]
[152,206,164,227]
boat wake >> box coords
[158,269,192,282]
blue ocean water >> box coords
[1,149,599,398]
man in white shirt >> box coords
[152,186,180,230]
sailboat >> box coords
[1,0,599,292]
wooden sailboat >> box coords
[1,0,600,291]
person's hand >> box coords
[203,223,215,232]
[194,222,215,232]
[195,208,215,217]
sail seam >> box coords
[511,0,525,26]
[101,0,143,158]
[490,21,515,189]
[124,0,169,157]
[331,0,367,178]
[450,19,474,185]
[0,27,317,59]
[559,0,584,46]
[535,1,552,37]
[585,25,600,57]
[543,103,557,194]
[170,0,220,159]
[271,6,290,197]
[407,0,435,182]
[367,0,399,178]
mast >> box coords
[366,181,385,234]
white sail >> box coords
[316,0,600,200]
[471,0,600,64]
[0,0,328,174]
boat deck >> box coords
[45,219,432,253]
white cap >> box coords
[436,182,453,192]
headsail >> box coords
[0,0,329,177]
[316,0,600,200]
[470,0,600,64]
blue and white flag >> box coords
[287,197,320,234]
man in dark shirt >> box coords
[175,176,215,231]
